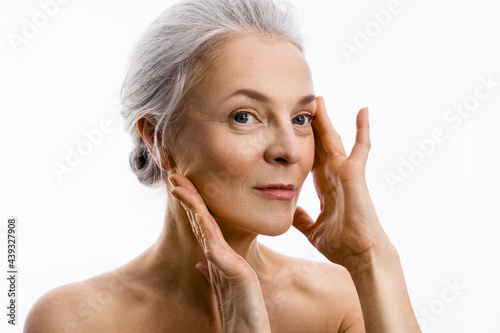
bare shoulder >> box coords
[261,245,357,301]
[311,260,365,331]
[261,246,365,332]
[24,279,94,333]
[24,270,130,333]
[283,255,359,306]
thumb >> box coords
[292,206,315,237]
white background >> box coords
[1,0,499,331]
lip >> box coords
[253,184,296,200]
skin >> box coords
[24,32,420,333]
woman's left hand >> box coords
[292,97,393,272]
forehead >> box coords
[193,32,314,108]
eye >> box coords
[292,113,316,126]
[232,111,257,124]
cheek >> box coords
[181,128,255,202]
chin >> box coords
[257,215,293,236]
[203,189,297,237]
[214,210,293,237]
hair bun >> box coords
[136,145,149,170]
[129,142,163,187]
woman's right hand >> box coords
[169,173,272,333]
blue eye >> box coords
[233,112,256,124]
[292,114,314,126]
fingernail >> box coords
[170,188,180,200]
[168,175,177,187]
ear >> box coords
[137,116,176,171]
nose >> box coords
[263,120,303,165]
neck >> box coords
[162,198,266,268]
[125,197,272,301]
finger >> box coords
[349,107,371,166]
[169,174,228,244]
[292,206,315,237]
[169,174,215,234]
[170,175,257,281]
[169,180,214,249]
[313,96,347,158]
[312,125,327,168]
[169,173,199,194]
[169,176,236,256]
[196,214,255,281]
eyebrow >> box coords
[226,89,316,106]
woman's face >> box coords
[172,32,316,236]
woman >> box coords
[25,0,421,332]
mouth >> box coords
[253,184,296,200]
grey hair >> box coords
[120,0,304,188]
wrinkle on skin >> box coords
[168,32,317,240]
[129,34,321,313]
